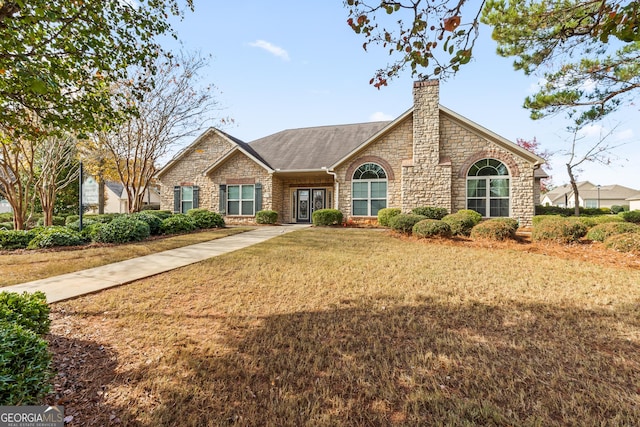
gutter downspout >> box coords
[323,167,339,209]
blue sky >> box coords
[162,1,639,190]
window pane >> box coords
[352,182,369,198]
[467,179,486,197]
[241,200,254,215]
[228,185,239,200]
[490,199,509,217]
[371,181,387,198]
[467,199,486,216]
[490,179,509,197]
[585,199,598,208]
[181,186,193,201]
[242,185,254,200]
[228,201,239,215]
[371,199,387,216]
[181,201,193,213]
[353,200,368,216]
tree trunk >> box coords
[98,176,105,214]
[566,163,580,217]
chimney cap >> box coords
[413,80,439,88]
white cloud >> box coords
[249,40,290,61]
[577,123,605,138]
[615,128,634,141]
[369,112,394,121]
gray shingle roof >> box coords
[248,121,391,170]
[579,184,639,200]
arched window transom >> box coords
[352,163,387,216]
[467,159,510,217]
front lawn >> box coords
[47,228,640,425]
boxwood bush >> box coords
[256,210,278,224]
[377,208,401,227]
[621,210,640,224]
[0,321,53,405]
[312,209,343,226]
[604,232,640,253]
[94,216,150,244]
[0,222,13,230]
[186,208,225,229]
[36,216,66,227]
[0,229,38,250]
[586,222,640,242]
[0,291,50,336]
[131,211,163,235]
[471,219,517,241]
[532,217,588,243]
[412,219,451,238]
[27,226,86,249]
[441,210,482,236]
[411,206,449,220]
[161,214,197,235]
[147,210,173,220]
[388,213,427,234]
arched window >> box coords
[467,159,510,217]
[352,163,387,216]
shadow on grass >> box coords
[53,299,640,426]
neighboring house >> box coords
[541,181,595,208]
[0,198,11,214]
[545,182,639,209]
[86,180,161,214]
[157,81,547,226]
[626,194,640,211]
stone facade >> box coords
[157,81,544,227]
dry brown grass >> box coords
[46,228,640,426]
[0,227,249,286]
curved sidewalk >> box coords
[4,224,310,304]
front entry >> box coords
[296,189,326,223]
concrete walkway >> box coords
[4,224,310,304]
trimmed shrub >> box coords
[412,219,451,238]
[0,222,13,230]
[0,321,53,405]
[388,213,427,234]
[532,218,588,243]
[65,218,97,232]
[377,208,401,227]
[65,214,80,225]
[312,209,343,226]
[256,210,278,224]
[471,219,517,241]
[621,210,640,224]
[441,210,482,236]
[94,216,150,244]
[610,205,628,214]
[27,226,86,249]
[604,232,640,253]
[411,206,449,220]
[36,216,65,227]
[147,210,173,220]
[0,213,12,223]
[186,208,225,229]
[160,214,197,235]
[0,291,50,335]
[532,215,563,226]
[587,222,640,242]
[132,211,163,235]
[0,229,38,250]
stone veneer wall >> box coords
[158,131,235,212]
[333,118,413,219]
[401,81,453,213]
[209,151,273,224]
[439,115,537,226]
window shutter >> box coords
[193,186,200,209]
[173,186,181,213]
[255,183,262,213]
[218,184,226,214]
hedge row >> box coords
[0,291,53,405]
[0,209,225,250]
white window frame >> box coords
[466,159,511,218]
[352,163,387,217]
[227,184,255,216]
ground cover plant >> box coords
[0,228,248,287]
[42,228,640,426]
